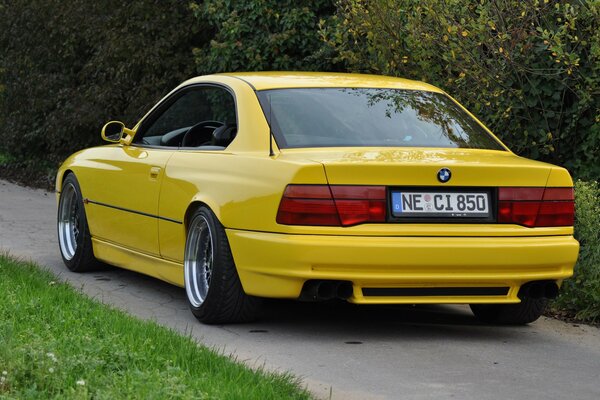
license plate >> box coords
[391,191,490,218]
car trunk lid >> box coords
[280,148,553,187]
[275,147,574,235]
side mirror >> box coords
[101,121,124,143]
[101,121,135,144]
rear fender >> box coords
[545,167,574,187]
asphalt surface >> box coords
[1,178,599,400]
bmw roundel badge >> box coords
[437,168,451,183]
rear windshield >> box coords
[257,88,504,150]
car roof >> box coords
[191,71,444,92]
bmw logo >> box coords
[437,168,451,183]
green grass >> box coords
[0,255,312,400]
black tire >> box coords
[184,206,260,324]
[57,173,101,272]
[470,297,548,325]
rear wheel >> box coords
[184,206,260,324]
[57,173,100,272]
[470,298,548,325]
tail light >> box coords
[277,185,386,226]
[277,185,574,228]
[498,187,574,227]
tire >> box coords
[470,297,548,325]
[57,173,101,272]
[184,206,260,324]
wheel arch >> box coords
[56,168,74,193]
[183,199,222,232]
[181,195,260,323]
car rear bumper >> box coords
[226,229,579,304]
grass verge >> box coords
[0,254,311,400]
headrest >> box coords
[212,124,237,147]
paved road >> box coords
[1,179,599,400]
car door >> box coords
[84,87,227,256]
[82,144,172,256]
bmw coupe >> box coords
[56,72,579,324]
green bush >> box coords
[3,0,597,183]
[191,0,338,74]
[0,0,205,170]
[322,0,600,180]
[0,1,339,177]
[554,181,600,321]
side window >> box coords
[137,86,236,148]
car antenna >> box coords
[269,93,275,157]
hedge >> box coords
[191,0,337,74]
[322,0,599,180]
[1,1,597,181]
[0,0,205,168]
[554,181,600,322]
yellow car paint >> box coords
[214,71,445,92]
[226,230,578,302]
[56,72,579,303]
[62,145,174,256]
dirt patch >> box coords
[545,307,599,327]
[0,162,56,191]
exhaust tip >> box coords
[336,281,353,300]
[529,283,545,299]
[298,280,354,302]
[317,281,337,300]
[518,280,560,300]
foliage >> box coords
[0,152,11,165]
[2,0,597,182]
[0,0,204,170]
[0,255,311,399]
[190,0,338,73]
[554,181,600,322]
[322,0,600,180]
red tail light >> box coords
[276,185,340,226]
[278,185,574,227]
[498,187,574,227]
[277,185,386,226]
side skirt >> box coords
[92,237,184,287]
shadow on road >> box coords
[253,299,527,341]
[85,265,527,343]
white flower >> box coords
[46,352,57,362]
[49,281,56,286]
[1,371,6,376]
[1,376,5,384]
[76,379,85,386]
[48,367,54,373]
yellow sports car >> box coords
[56,72,579,324]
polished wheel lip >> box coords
[184,214,213,308]
[58,182,80,261]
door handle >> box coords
[149,166,161,179]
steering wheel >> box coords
[181,120,224,147]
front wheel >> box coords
[57,173,100,272]
[184,206,260,324]
[470,297,548,325]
